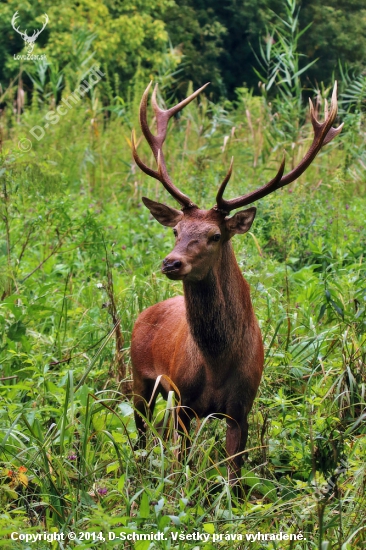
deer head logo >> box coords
[11,11,49,54]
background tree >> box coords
[0,0,365,103]
[0,0,175,99]
[300,0,366,86]
[165,0,366,98]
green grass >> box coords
[0,87,365,549]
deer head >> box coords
[140,196,257,281]
[11,11,49,54]
[132,82,343,282]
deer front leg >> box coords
[133,379,157,448]
[226,416,249,491]
[177,408,192,460]
[134,396,149,448]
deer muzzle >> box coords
[161,254,192,279]
[162,257,182,273]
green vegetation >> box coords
[0,68,365,547]
[1,0,366,98]
[0,0,365,547]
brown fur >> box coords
[131,81,342,489]
[131,205,264,486]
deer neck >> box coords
[183,241,252,359]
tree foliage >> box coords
[0,0,175,96]
[300,0,366,85]
[0,0,365,101]
[165,0,366,98]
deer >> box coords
[130,82,342,489]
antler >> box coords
[132,82,209,209]
[215,82,344,213]
[11,12,27,40]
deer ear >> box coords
[142,197,183,227]
[225,207,256,235]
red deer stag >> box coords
[130,82,342,487]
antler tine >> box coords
[152,82,210,119]
[132,129,194,209]
[133,82,210,208]
[323,83,344,145]
[277,80,341,186]
[139,81,156,153]
[215,157,234,211]
[131,129,160,181]
[216,157,286,212]
[150,82,210,150]
[216,81,343,213]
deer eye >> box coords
[173,229,178,237]
[212,233,221,242]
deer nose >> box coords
[162,258,182,270]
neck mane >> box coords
[183,241,252,359]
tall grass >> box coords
[0,67,365,549]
